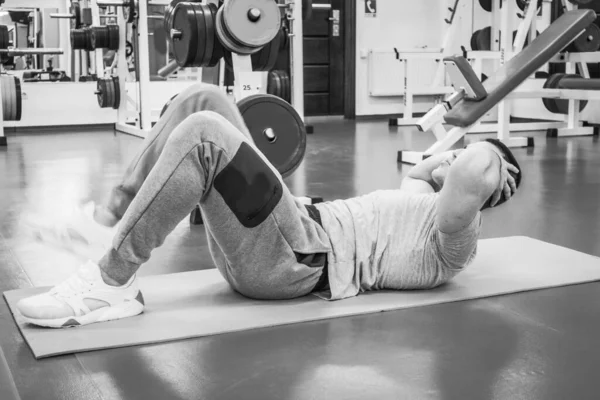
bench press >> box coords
[398,9,597,164]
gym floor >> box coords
[1,120,600,400]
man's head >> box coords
[430,139,522,208]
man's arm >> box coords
[436,148,500,233]
[400,152,455,193]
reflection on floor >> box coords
[1,119,600,400]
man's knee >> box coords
[182,83,229,106]
[167,111,243,148]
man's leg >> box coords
[18,110,330,328]
[99,83,250,226]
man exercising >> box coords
[17,83,521,328]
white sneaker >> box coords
[24,202,118,259]
[17,261,144,328]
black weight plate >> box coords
[303,0,313,20]
[172,2,199,67]
[123,0,136,23]
[470,29,480,51]
[14,76,21,121]
[476,26,492,51]
[2,76,13,121]
[0,25,8,50]
[237,94,306,178]
[267,70,278,96]
[556,74,587,114]
[282,70,290,103]
[206,3,224,67]
[71,2,82,29]
[516,0,542,11]
[164,0,185,36]
[192,3,207,67]
[479,0,496,12]
[263,29,281,71]
[200,3,214,67]
[570,23,600,53]
[273,70,282,98]
[70,29,83,50]
[542,73,565,114]
[108,25,120,51]
[112,76,120,109]
[97,78,107,107]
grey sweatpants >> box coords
[99,84,331,299]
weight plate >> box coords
[221,0,281,50]
[192,3,207,67]
[70,29,85,50]
[13,76,21,121]
[303,0,313,20]
[556,74,587,114]
[172,2,200,67]
[516,0,542,11]
[164,0,185,36]
[97,78,107,108]
[2,76,12,121]
[112,76,120,109]
[86,28,95,51]
[281,70,290,103]
[71,2,82,29]
[216,6,256,54]
[570,23,600,53]
[479,0,501,12]
[108,25,120,51]
[206,3,224,67]
[542,73,565,114]
[197,3,211,67]
[123,0,136,23]
[237,94,306,178]
[476,26,492,51]
[0,25,8,50]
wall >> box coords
[354,0,550,117]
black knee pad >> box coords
[215,142,282,228]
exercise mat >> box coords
[5,236,600,359]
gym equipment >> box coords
[95,76,121,109]
[237,94,305,178]
[567,23,600,52]
[215,0,281,55]
[70,28,94,51]
[223,25,284,71]
[71,2,83,29]
[97,0,136,23]
[90,25,120,51]
[516,0,542,11]
[7,237,600,359]
[542,73,589,114]
[250,26,282,71]
[160,93,303,177]
[0,75,22,121]
[22,70,69,82]
[446,11,596,127]
[170,2,224,68]
[267,69,291,103]
[470,27,491,51]
[478,0,501,12]
[398,9,596,164]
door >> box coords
[303,0,345,116]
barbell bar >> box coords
[0,48,64,55]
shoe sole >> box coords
[22,295,145,328]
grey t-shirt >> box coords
[314,190,481,300]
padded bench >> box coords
[444,9,596,127]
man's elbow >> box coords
[451,151,498,197]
